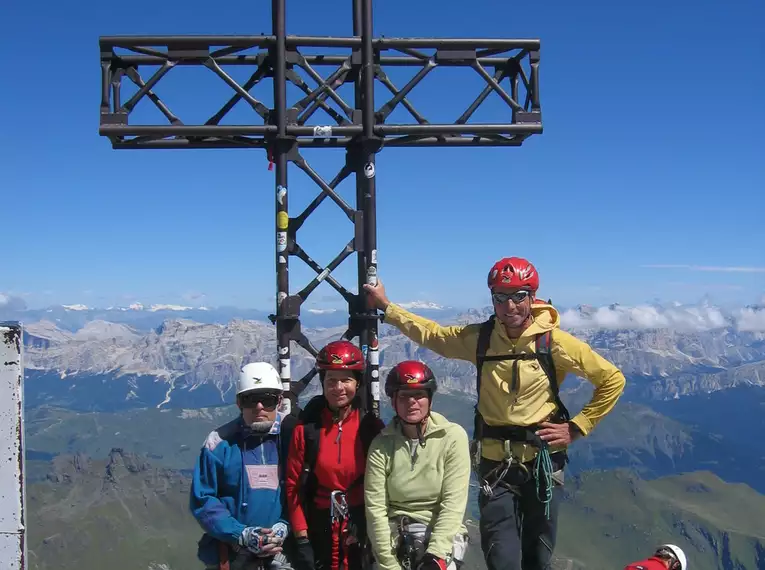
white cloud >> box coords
[399,300,445,310]
[642,264,765,273]
[62,304,90,311]
[560,303,728,332]
[0,293,27,311]
[734,307,765,332]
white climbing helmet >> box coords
[657,544,687,570]
[237,362,283,395]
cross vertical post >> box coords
[96,1,544,416]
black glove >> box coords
[292,536,315,570]
[416,553,448,570]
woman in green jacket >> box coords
[364,361,471,570]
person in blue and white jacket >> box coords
[191,361,297,570]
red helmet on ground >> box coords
[316,340,365,371]
[385,361,438,399]
[487,257,539,292]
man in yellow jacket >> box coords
[364,256,626,570]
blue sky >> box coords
[2,0,763,312]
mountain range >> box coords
[16,299,765,411]
[12,299,765,570]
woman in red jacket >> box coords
[286,340,384,570]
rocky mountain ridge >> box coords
[20,302,765,408]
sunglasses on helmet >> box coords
[491,290,531,305]
[239,392,280,410]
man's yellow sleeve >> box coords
[552,329,626,435]
[384,303,477,363]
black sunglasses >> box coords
[239,393,280,410]
[491,290,531,305]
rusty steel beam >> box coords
[0,322,26,570]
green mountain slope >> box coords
[26,452,765,570]
[27,451,200,570]
[26,391,757,488]
[556,470,765,570]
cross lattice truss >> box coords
[100,36,541,148]
[97,0,543,416]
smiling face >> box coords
[323,370,358,410]
[393,389,431,424]
[491,287,533,331]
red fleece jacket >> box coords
[624,557,668,570]
[286,406,383,533]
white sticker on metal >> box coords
[279,359,291,379]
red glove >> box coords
[417,553,448,570]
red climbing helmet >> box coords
[385,361,438,398]
[316,340,365,371]
[487,256,539,292]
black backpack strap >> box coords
[338,409,383,493]
[473,317,495,441]
[297,397,325,507]
[277,414,297,515]
[358,409,382,454]
[535,330,570,422]
[298,418,320,506]
[279,414,297,473]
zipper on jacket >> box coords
[409,439,418,471]
[511,359,519,393]
[336,419,343,464]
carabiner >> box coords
[330,490,349,521]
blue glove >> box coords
[239,527,269,555]
[270,522,288,546]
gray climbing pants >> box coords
[478,453,566,570]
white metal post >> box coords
[0,322,26,570]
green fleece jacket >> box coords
[364,411,471,570]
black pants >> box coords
[478,453,565,570]
[307,505,367,570]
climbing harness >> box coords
[474,424,557,518]
[394,516,469,570]
[396,517,423,570]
